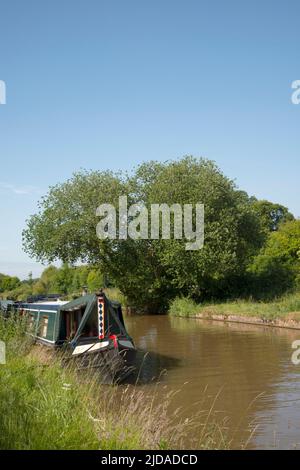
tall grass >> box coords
[104,287,128,307]
[169,297,200,318]
[0,314,241,450]
[169,291,300,321]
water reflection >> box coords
[125,315,300,449]
[125,349,182,385]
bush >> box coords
[168,297,200,317]
[249,220,300,298]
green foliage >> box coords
[8,283,33,301]
[168,297,199,317]
[251,199,294,235]
[22,157,270,311]
[27,271,33,286]
[0,315,101,450]
[0,313,28,345]
[131,158,265,305]
[0,274,21,293]
[87,269,103,292]
[40,266,59,291]
[23,170,127,264]
[32,279,47,295]
[21,156,298,310]
[0,315,227,450]
[53,263,74,295]
[71,265,89,293]
[169,291,300,322]
[1,264,106,301]
[103,287,128,306]
[249,220,300,297]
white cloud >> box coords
[0,182,42,195]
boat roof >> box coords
[19,295,94,312]
[19,293,121,312]
[31,300,68,306]
[59,294,95,311]
[20,302,64,311]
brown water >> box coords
[125,315,300,449]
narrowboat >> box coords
[15,291,136,383]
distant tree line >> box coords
[0,274,21,293]
[20,156,298,312]
[0,264,104,301]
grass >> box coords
[0,313,243,450]
[168,291,300,323]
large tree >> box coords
[23,157,266,311]
[125,158,265,302]
[251,199,294,234]
[23,170,127,264]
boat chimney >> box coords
[96,288,104,297]
[81,286,88,296]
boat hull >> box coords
[71,341,137,384]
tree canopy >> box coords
[0,264,105,301]
[0,274,21,293]
[22,157,296,311]
[249,220,300,296]
[250,199,294,234]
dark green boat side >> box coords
[14,292,136,382]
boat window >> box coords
[108,306,126,336]
[81,305,99,338]
[40,316,49,338]
[28,314,35,331]
[116,305,125,327]
[63,308,84,340]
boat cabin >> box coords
[17,292,132,350]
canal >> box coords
[125,315,300,449]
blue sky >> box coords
[0,0,299,279]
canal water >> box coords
[125,315,300,449]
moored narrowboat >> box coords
[15,291,136,383]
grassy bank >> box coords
[169,291,300,323]
[0,314,239,450]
